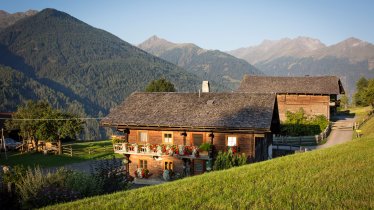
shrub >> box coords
[281,108,329,136]
[1,158,131,208]
[90,157,130,194]
[65,171,103,197]
[2,165,27,185]
[16,167,81,208]
[213,151,247,171]
[199,142,212,151]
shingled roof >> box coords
[237,75,345,95]
[101,92,278,132]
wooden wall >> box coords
[129,155,184,178]
[126,130,267,177]
[277,94,330,121]
[127,130,257,159]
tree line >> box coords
[354,77,374,107]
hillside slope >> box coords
[0,65,85,113]
[0,9,201,117]
[48,135,374,209]
[139,36,263,90]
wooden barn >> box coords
[237,75,345,121]
[101,92,280,179]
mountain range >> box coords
[138,35,262,90]
[0,10,37,30]
[228,37,374,95]
[1,8,373,139]
[0,9,202,139]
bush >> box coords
[2,165,27,185]
[281,108,329,136]
[14,159,130,208]
[199,142,211,151]
[90,157,130,194]
[16,167,81,208]
[65,171,102,197]
[213,151,247,171]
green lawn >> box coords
[0,140,121,168]
[46,136,374,209]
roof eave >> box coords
[101,123,271,133]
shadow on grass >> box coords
[0,151,86,168]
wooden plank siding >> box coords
[277,94,330,121]
[125,129,264,177]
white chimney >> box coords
[202,81,210,93]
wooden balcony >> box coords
[113,143,211,160]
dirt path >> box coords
[315,115,356,149]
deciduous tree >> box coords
[5,101,83,152]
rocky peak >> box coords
[138,35,176,51]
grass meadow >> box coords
[47,136,374,209]
[0,140,120,168]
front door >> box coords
[255,137,265,161]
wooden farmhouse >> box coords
[237,75,345,121]
[101,92,280,178]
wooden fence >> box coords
[273,123,332,146]
[357,110,374,129]
[62,145,73,157]
[60,144,112,157]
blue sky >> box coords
[1,0,374,51]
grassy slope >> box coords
[349,106,372,122]
[48,137,374,209]
[360,114,374,137]
[0,140,120,168]
[349,106,374,138]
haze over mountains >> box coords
[228,37,374,95]
[139,35,262,90]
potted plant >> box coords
[199,142,212,156]
[135,168,150,178]
[192,146,199,158]
[133,143,139,153]
[145,143,151,153]
[178,145,185,155]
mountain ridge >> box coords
[228,36,374,96]
[139,35,263,90]
[0,8,202,139]
[0,9,38,30]
[228,36,374,65]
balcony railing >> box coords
[113,143,210,159]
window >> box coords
[138,131,148,143]
[227,136,237,146]
[139,159,147,169]
[163,132,173,144]
[192,134,203,146]
[164,161,173,170]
